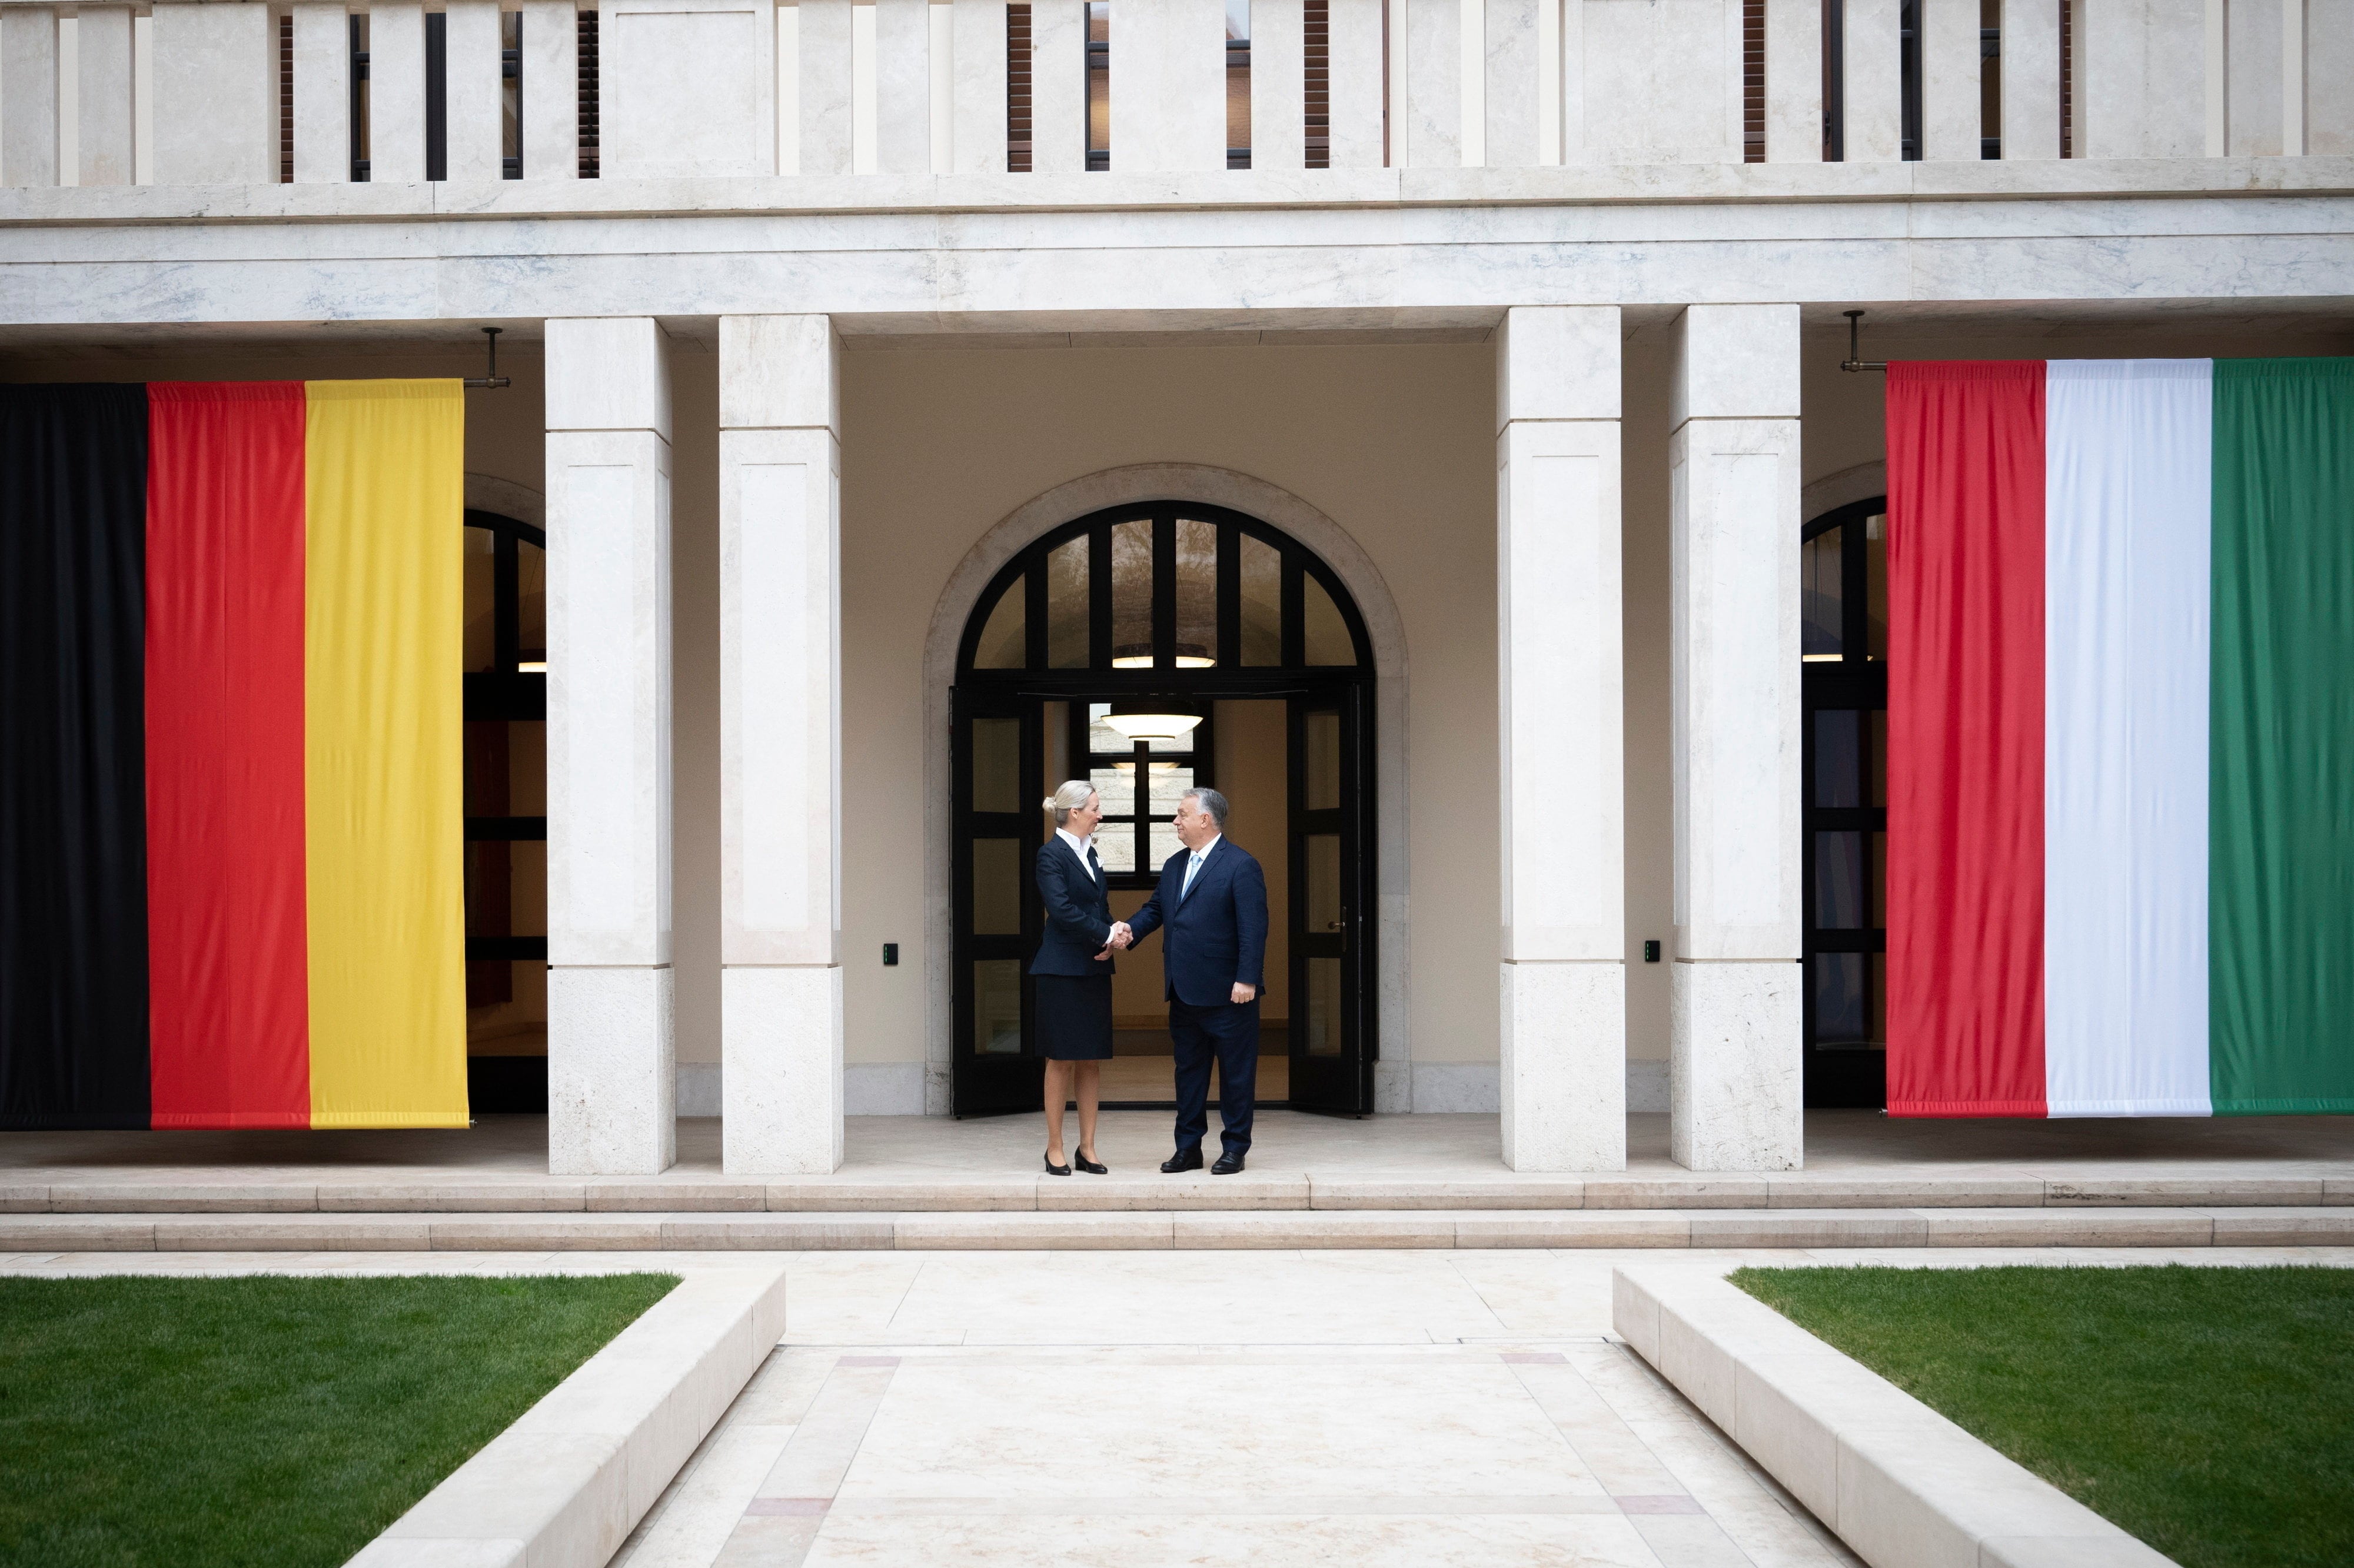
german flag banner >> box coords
[1,381,468,1129]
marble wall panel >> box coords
[151,2,277,186]
[874,0,933,175]
[1576,0,1743,165]
[1404,0,1461,167]
[1763,0,1821,163]
[1920,0,1982,162]
[1029,0,1087,174]
[1251,0,1306,171]
[443,0,507,182]
[520,0,580,179]
[2001,0,2062,159]
[951,0,1009,174]
[1,9,60,187]
[369,1,428,182]
[603,0,776,178]
[1327,0,1386,167]
[1841,0,1902,162]
[75,5,134,186]
[2081,0,2206,159]
[1485,0,1542,168]
[292,4,352,185]
[800,0,856,178]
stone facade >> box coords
[4,0,2350,1173]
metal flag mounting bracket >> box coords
[464,326,511,389]
[1841,309,1888,373]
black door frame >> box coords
[948,500,1378,1118]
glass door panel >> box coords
[1288,688,1371,1113]
[952,690,1045,1114]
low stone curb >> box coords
[4,1206,2351,1253]
[5,1173,2350,1216]
[1612,1265,2175,1568]
[345,1266,787,1568]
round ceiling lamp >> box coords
[1101,696,1204,743]
[1112,643,1216,670]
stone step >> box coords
[4,1206,2350,1253]
[6,1172,2349,1216]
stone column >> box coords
[519,0,579,179]
[1497,306,1625,1173]
[443,0,506,181]
[546,318,677,1176]
[1668,304,1803,1173]
[719,316,843,1176]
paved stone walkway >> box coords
[8,1247,2346,1566]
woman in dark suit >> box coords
[1030,780,1115,1175]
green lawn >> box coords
[0,1271,679,1568]
[1731,1264,2354,1568]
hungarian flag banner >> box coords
[1886,358,2354,1117]
[1,381,468,1130]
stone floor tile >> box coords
[798,1510,1670,1567]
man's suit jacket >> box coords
[1125,839,1268,1007]
[1029,835,1117,977]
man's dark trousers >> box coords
[1171,994,1258,1157]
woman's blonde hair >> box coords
[1043,778,1096,828]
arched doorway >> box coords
[950,501,1377,1118]
[1800,494,1888,1108]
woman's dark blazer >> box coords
[1029,836,1117,977]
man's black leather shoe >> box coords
[1212,1151,1246,1175]
[1161,1147,1204,1174]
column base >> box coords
[548,966,677,1176]
[722,965,844,1174]
[1500,961,1626,1171]
[1670,960,1803,1171]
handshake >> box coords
[1093,921,1137,960]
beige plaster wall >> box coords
[833,342,1499,1071]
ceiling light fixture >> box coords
[1101,697,1203,743]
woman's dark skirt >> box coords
[1033,973,1114,1060]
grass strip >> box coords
[1731,1264,2354,1568]
[0,1271,679,1568]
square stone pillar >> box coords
[1498,306,1626,1172]
[719,316,844,1175]
[546,318,677,1176]
[1668,304,1803,1172]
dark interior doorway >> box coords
[1800,494,1889,1108]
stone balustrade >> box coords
[1,0,2347,195]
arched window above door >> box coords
[958,502,1369,677]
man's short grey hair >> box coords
[1182,787,1230,829]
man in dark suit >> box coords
[1111,787,1269,1174]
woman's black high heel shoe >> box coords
[1044,1150,1072,1176]
[1073,1148,1108,1175]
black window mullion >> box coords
[1025,560,1049,670]
[1152,510,1177,670]
[425,11,447,180]
[493,528,518,673]
[1280,551,1304,668]
[1216,520,1240,668]
[1843,510,1870,663]
[1089,523,1112,669]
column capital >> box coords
[1497,304,1621,429]
[1668,303,1800,427]
[546,317,675,440]
[719,314,841,435]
